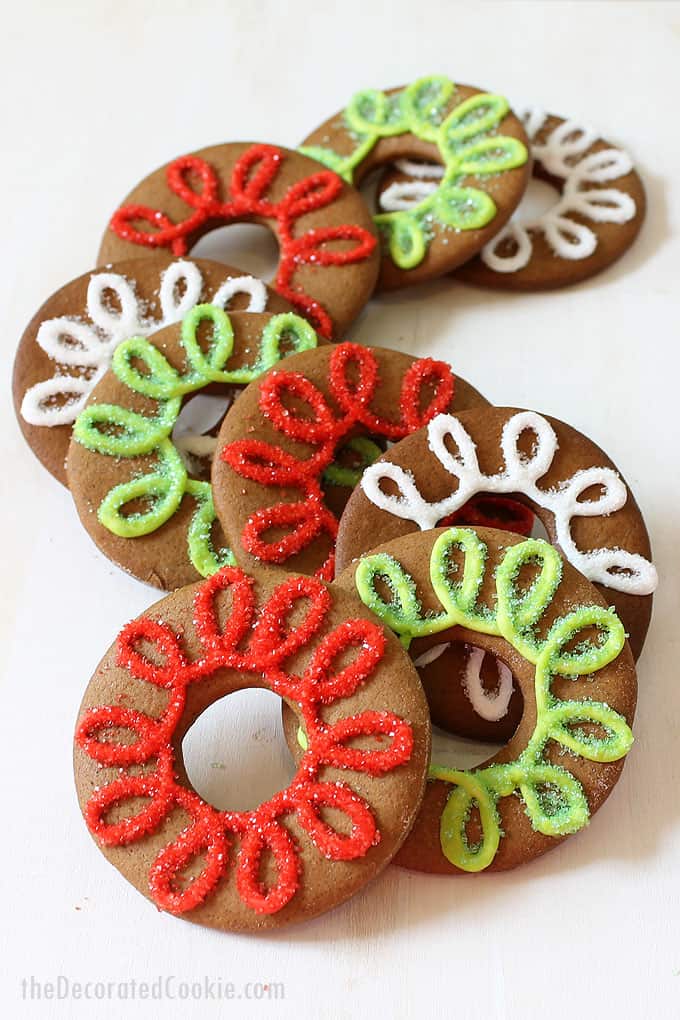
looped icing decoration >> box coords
[75,566,413,916]
[360,410,657,596]
[72,305,318,578]
[380,108,637,272]
[219,343,455,580]
[21,261,269,428]
[355,528,634,871]
[108,144,377,339]
[300,75,527,270]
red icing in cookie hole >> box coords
[440,495,535,537]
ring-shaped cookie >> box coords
[74,564,430,930]
[13,255,292,485]
[379,109,645,290]
[67,307,324,590]
[213,342,488,581]
[97,143,380,340]
[300,75,530,290]
[336,406,656,741]
[287,527,636,874]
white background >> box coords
[2,1,679,1017]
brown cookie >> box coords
[96,142,380,340]
[212,342,488,581]
[286,526,638,874]
[13,255,291,485]
[299,75,530,290]
[73,563,431,931]
[335,406,656,740]
[67,308,327,590]
[379,110,645,290]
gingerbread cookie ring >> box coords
[330,527,636,874]
[340,406,657,658]
[213,342,489,581]
[380,109,645,290]
[97,143,380,340]
[74,564,431,931]
[67,307,324,590]
[300,75,530,291]
[13,256,292,485]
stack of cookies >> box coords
[12,75,656,932]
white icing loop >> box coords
[380,180,438,212]
[482,221,533,273]
[462,647,514,722]
[21,261,270,428]
[480,107,637,272]
[360,410,658,597]
[393,159,445,180]
[211,275,268,313]
[158,259,204,323]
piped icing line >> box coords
[354,529,634,871]
[219,345,455,580]
[72,306,319,578]
[108,144,377,339]
[379,109,637,271]
[75,566,414,916]
[300,75,528,270]
[21,260,268,428]
[360,410,657,596]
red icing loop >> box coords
[220,344,455,572]
[108,144,376,339]
[76,566,412,918]
[235,822,300,916]
[294,782,378,861]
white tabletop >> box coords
[2,2,679,1017]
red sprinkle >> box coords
[75,567,412,917]
[221,344,455,576]
[109,144,376,339]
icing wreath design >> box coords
[219,344,455,580]
[361,410,658,596]
[75,566,413,916]
[355,528,634,872]
[20,260,269,428]
[381,108,636,272]
[73,305,318,577]
[301,75,527,270]
[108,144,377,339]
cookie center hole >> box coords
[416,644,523,769]
[172,392,234,477]
[191,223,280,282]
[182,689,295,812]
[516,176,560,221]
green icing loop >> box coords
[300,75,528,270]
[72,306,318,577]
[354,528,633,872]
